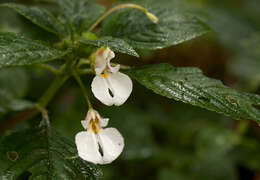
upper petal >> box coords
[107,72,133,106]
[91,75,114,106]
[107,63,120,73]
[94,47,115,75]
[81,109,96,129]
[94,109,109,127]
[104,47,115,62]
[75,131,103,164]
[95,54,107,75]
[97,128,124,164]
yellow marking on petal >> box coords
[90,120,100,134]
[100,70,110,78]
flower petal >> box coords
[91,75,114,106]
[107,72,133,106]
[75,131,103,164]
[94,47,115,75]
[81,120,89,129]
[91,72,132,106]
[97,128,124,164]
[107,63,120,73]
[95,55,107,75]
[104,47,115,61]
[81,109,95,129]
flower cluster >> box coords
[75,47,132,164]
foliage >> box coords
[0,0,259,179]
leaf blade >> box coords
[80,36,139,57]
[0,126,102,179]
[0,32,68,68]
[101,5,210,50]
[2,3,67,36]
[127,64,260,121]
[57,0,105,34]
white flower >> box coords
[75,109,124,164]
[91,47,133,106]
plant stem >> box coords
[38,65,69,108]
[0,65,70,133]
[78,69,93,75]
[87,3,158,32]
[36,64,59,74]
[72,69,93,109]
[38,107,53,179]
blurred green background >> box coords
[0,0,260,179]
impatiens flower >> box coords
[91,47,133,106]
[75,109,124,164]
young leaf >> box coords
[126,64,260,121]
[57,0,105,34]
[2,3,67,36]
[80,36,139,57]
[0,32,69,68]
[101,6,210,50]
[0,123,102,179]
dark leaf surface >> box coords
[0,32,68,68]
[0,68,32,114]
[80,36,139,57]
[2,3,67,36]
[0,122,102,179]
[57,0,105,34]
[127,64,260,121]
[101,3,209,50]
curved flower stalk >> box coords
[91,47,133,106]
[75,109,124,164]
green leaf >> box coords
[197,4,260,87]
[101,5,210,50]
[0,89,33,114]
[0,32,68,68]
[2,3,67,36]
[0,68,28,98]
[0,121,102,179]
[126,63,260,121]
[0,68,32,114]
[57,0,105,34]
[80,36,139,57]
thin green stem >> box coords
[38,65,69,108]
[77,58,90,68]
[72,69,93,109]
[78,69,93,75]
[37,107,53,179]
[117,64,131,70]
[87,3,158,32]
[65,155,79,160]
[1,64,70,132]
[36,64,59,74]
